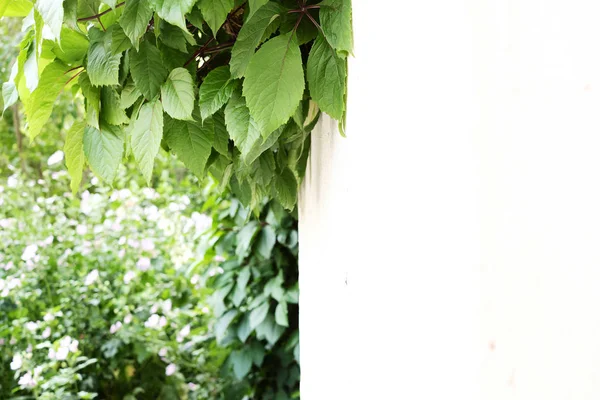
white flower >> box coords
[124,314,133,324]
[118,236,127,245]
[4,261,14,271]
[69,339,79,353]
[158,347,168,357]
[55,346,69,360]
[150,304,159,314]
[123,271,135,284]
[10,354,22,370]
[165,363,177,376]
[84,269,99,286]
[159,316,167,328]
[47,150,64,166]
[192,212,212,233]
[144,314,165,329]
[0,338,4,345]
[190,275,200,285]
[213,255,225,262]
[90,177,99,186]
[43,313,55,322]
[42,327,51,338]
[179,325,190,338]
[136,257,151,271]
[76,225,88,235]
[188,382,198,391]
[21,244,38,261]
[18,371,37,388]
[141,238,155,252]
[25,321,38,332]
[7,175,18,188]
[48,348,56,360]
[162,299,172,313]
[110,321,122,334]
[142,188,158,199]
[201,307,210,314]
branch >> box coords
[184,37,215,67]
[78,2,125,22]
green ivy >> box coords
[1,0,353,211]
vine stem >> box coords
[65,69,84,86]
[78,2,125,22]
[64,65,83,75]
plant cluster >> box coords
[1,0,352,211]
[0,155,299,399]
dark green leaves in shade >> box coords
[243,32,304,137]
[130,39,168,100]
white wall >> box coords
[299,1,600,399]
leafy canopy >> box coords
[1,0,353,211]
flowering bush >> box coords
[0,165,228,399]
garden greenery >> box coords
[1,0,353,211]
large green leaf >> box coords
[83,124,124,183]
[119,0,153,50]
[212,110,230,157]
[248,0,269,19]
[52,28,89,63]
[275,301,288,327]
[198,66,238,121]
[242,32,304,137]
[230,349,253,380]
[23,61,70,140]
[164,115,214,178]
[87,28,122,86]
[110,24,132,54]
[0,0,32,18]
[319,0,353,56]
[100,86,129,125]
[149,0,195,31]
[130,99,163,184]
[34,0,64,41]
[161,67,195,120]
[307,34,346,120]
[198,0,233,36]
[120,78,142,109]
[230,1,283,78]
[64,120,86,193]
[130,39,168,100]
[249,301,269,330]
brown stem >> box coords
[65,69,84,86]
[78,2,125,22]
[64,65,83,74]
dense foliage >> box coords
[1,0,353,211]
[0,155,299,399]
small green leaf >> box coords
[101,86,129,125]
[87,27,122,86]
[319,0,353,56]
[243,32,304,137]
[256,225,276,259]
[230,1,284,78]
[130,98,163,184]
[237,314,252,343]
[83,123,124,183]
[161,67,195,120]
[214,309,238,343]
[198,66,238,121]
[130,39,168,99]
[212,110,230,157]
[120,78,142,109]
[64,120,86,193]
[249,301,269,330]
[255,314,284,345]
[198,0,233,35]
[119,0,153,49]
[149,0,195,31]
[275,301,288,327]
[307,34,346,120]
[230,349,253,380]
[164,115,214,178]
[236,221,259,259]
[224,90,261,164]
[23,61,70,140]
[35,0,64,42]
[274,167,297,210]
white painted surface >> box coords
[299,1,600,399]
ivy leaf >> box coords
[111,24,132,54]
[243,32,304,137]
[83,124,124,183]
[23,61,70,140]
[198,0,233,36]
[275,301,288,327]
[34,0,64,42]
[87,28,122,86]
[198,66,238,121]
[230,1,284,78]
[149,0,195,31]
[319,0,354,56]
[230,349,253,380]
[307,34,346,120]
[130,99,163,184]
[64,120,86,194]
[249,301,269,330]
[119,0,153,50]
[248,0,269,19]
[161,67,195,120]
[164,115,214,178]
[273,167,297,210]
[130,39,168,100]
[100,86,129,125]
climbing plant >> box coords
[1,0,352,211]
